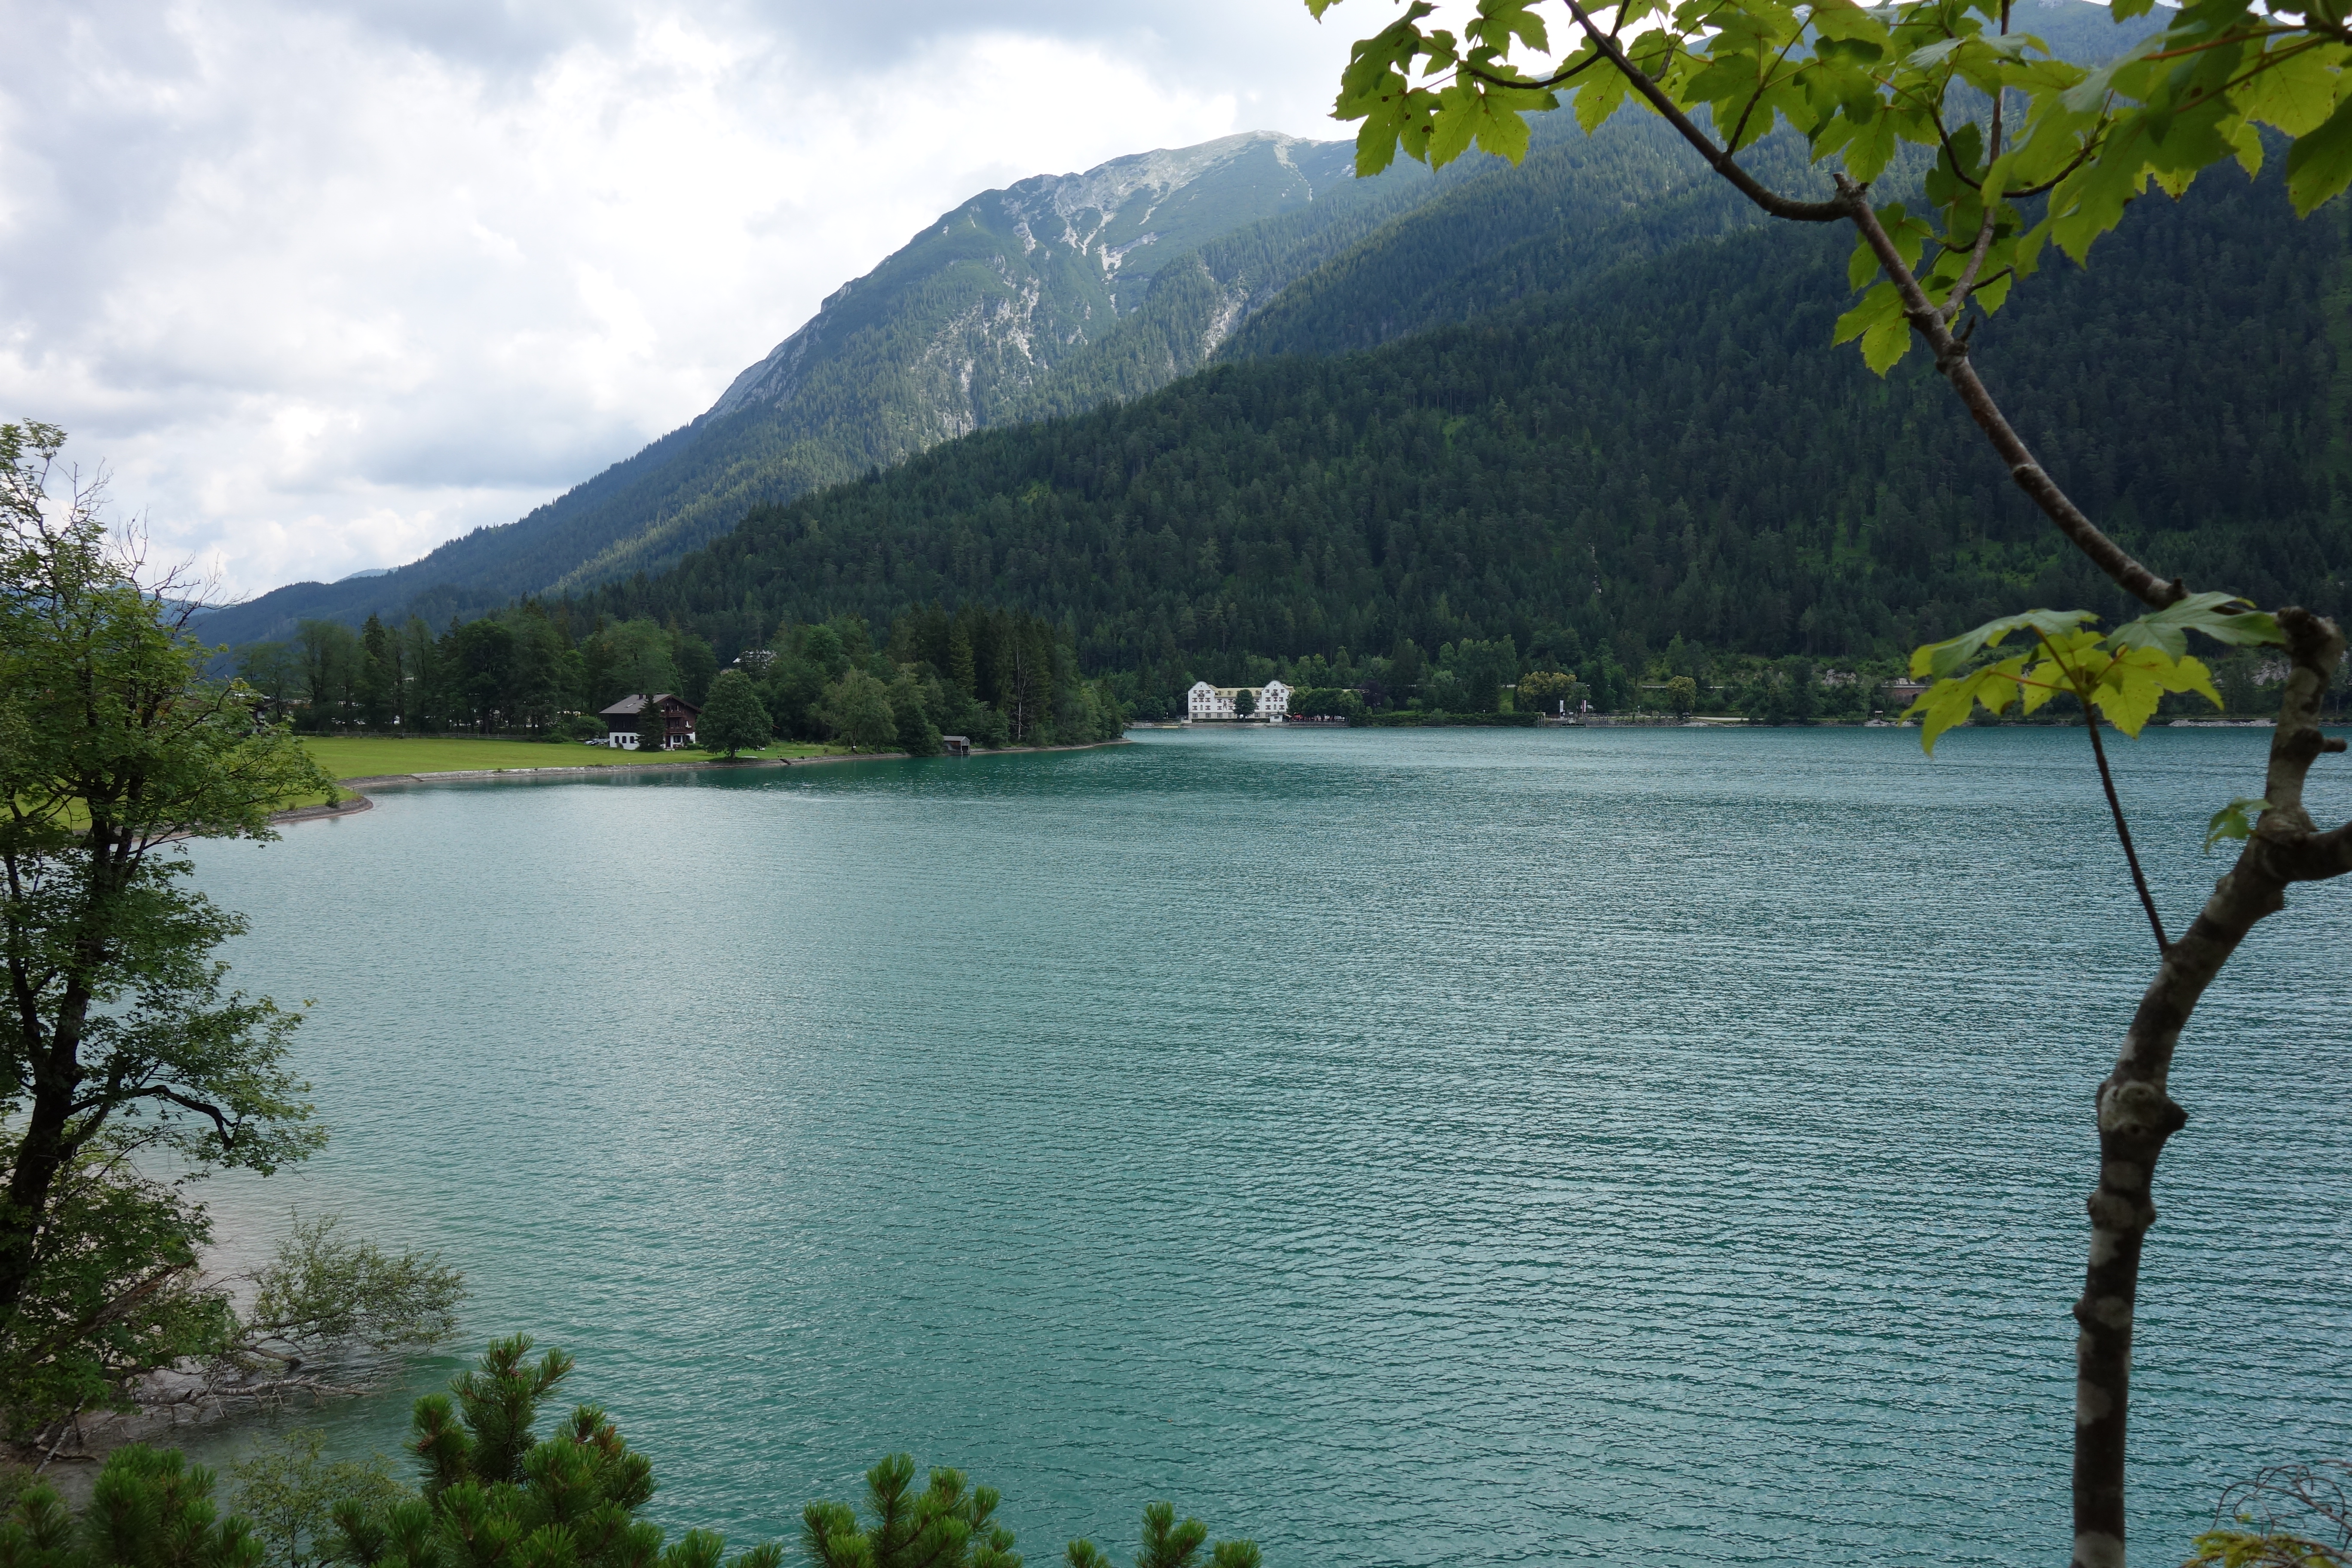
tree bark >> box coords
[2068,608,2347,1568]
[1529,18,2349,1560]
[0,825,146,1315]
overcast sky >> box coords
[0,0,1370,597]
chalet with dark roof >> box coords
[599,693,699,751]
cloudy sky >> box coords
[0,0,1370,597]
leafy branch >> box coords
[1308,0,2352,1560]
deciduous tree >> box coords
[233,1430,406,1568]
[698,672,772,759]
[1,422,331,1433]
[821,671,900,752]
[1307,0,2352,1556]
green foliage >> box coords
[803,1455,1017,1568]
[1430,637,1519,713]
[582,159,2347,689]
[1062,1501,1259,1568]
[591,621,682,718]
[819,671,900,753]
[1898,600,2283,750]
[1515,669,1577,714]
[3,1345,1258,1568]
[2185,1531,2350,1568]
[232,1432,404,1568]
[697,672,771,758]
[334,1337,781,1568]
[226,1215,465,1378]
[2205,796,2274,854]
[2187,1459,2352,1567]
[0,1445,263,1568]
[748,607,1113,749]
[1,423,332,1435]
[675,637,717,707]
[231,609,744,740]
[3,1198,462,1443]
[886,674,942,758]
[1313,0,2352,377]
[0,1147,234,1438]
[1287,686,1369,721]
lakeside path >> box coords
[266,738,1134,830]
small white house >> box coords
[1186,680,1291,722]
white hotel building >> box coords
[1186,680,1292,721]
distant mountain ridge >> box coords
[200,0,2165,649]
[201,131,1431,645]
[587,145,2349,686]
[709,133,1352,424]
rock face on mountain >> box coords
[202,132,1411,645]
[196,0,2171,650]
[710,133,1355,429]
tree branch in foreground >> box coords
[1558,0,1850,223]
[2069,607,2347,1568]
[1831,175,2186,612]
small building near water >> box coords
[599,693,700,750]
[1185,680,1291,722]
[942,735,972,758]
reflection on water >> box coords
[175,726,2352,1567]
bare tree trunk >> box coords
[2068,608,2348,1568]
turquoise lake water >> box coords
[176,725,2352,1567]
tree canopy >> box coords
[0,423,332,1435]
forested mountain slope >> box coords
[588,162,2350,710]
[1221,0,2162,363]
[198,0,2193,650]
[201,132,1436,644]
[204,110,1766,647]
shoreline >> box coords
[268,737,1133,829]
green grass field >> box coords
[298,736,846,784]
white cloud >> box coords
[0,0,1360,595]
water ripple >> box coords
[178,727,2352,1568]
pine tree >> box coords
[358,614,394,731]
[331,1337,781,1568]
[638,693,665,752]
[1064,1501,1259,1568]
[0,1446,266,1568]
[948,625,978,697]
[803,1455,1018,1568]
